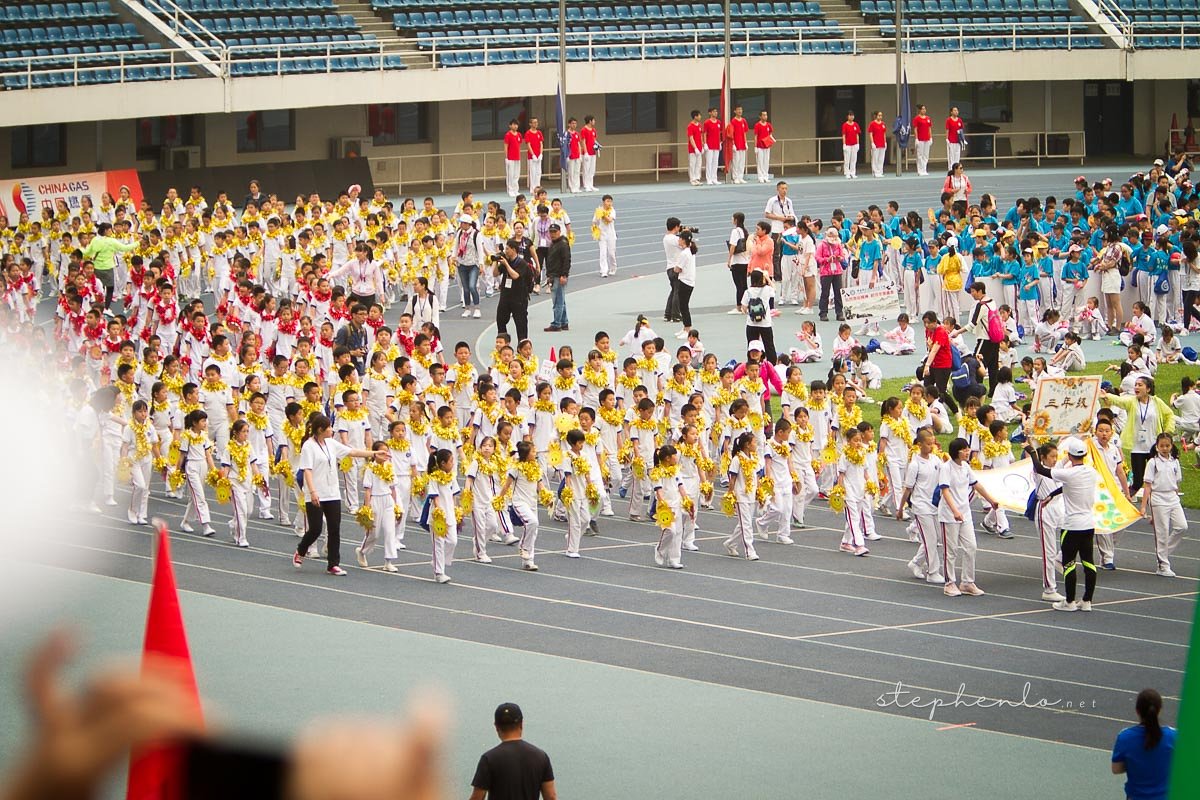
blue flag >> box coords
[893,69,912,150]
[555,81,569,159]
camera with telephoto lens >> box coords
[679,224,700,234]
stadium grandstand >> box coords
[0,0,1196,189]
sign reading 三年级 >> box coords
[1030,376,1102,438]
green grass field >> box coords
[857,360,1199,509]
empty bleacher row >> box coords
[1,42,194,89]
[225,34,407,74]
[1116,0,1200,47]
[1,0,116,21]
[857,0,1106,48]
[172,0,358,35]
[376,1,852,63]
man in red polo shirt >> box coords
[912,104,933,176]
[503,118,522,198]
[524,116,544,192]
[580,114,599,193]
[867,110,888,178]
[566,117,582,193]
[753,109,774,183]
[687,109,704,186]
[727,104,750,184]
[841,111,860,179]
[946,106,965,167]
[702,106,722,186]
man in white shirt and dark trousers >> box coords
[1025,437,1099,612]
[763,182,794,281]
[662,218,682,323]
[469,703,557,800]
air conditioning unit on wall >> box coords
[164,145,201,169]
[332,137,372,159]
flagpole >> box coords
[723,0,731,184]
[894,0,903,177]
[558,0,567,193]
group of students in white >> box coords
[5,166,1189,598]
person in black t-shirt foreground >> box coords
[469,703,557,800]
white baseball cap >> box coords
[946,235,959,249]
[747,340,765,352]
[1065,438,1087,458]
[458,214,474,224]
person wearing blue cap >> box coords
[470,703,557,800]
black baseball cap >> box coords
[495,702,523,725]
[549,223,561,231]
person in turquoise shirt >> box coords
[1036,247,1056,312]
[1111,689,1175,800]
[1059,243,1090,322]
[995,245,1021,313]
[1130,230,1157,304]
[1016,249,1042,330]
[1117,183,1145,220]
[901,237,924,317]
[856,224,883,286]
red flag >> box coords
[548,346,556,364]
[719,67,731,175]
[126,522,202,800]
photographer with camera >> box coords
[494,240,532,341]
[663,218,682,324]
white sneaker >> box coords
[1041,590,1065,602]
[489,533,503,542]
[1052,600,1078,612]
[355,547,368,568]
[476,555,493,564]
[396,541,407,550]
[565,551,581,559]
[776,535,794,545]
[683,543,701,551]
[1078,601,1093,612]
[908,560,924,579]
[461,309,471,318]
[201,525,216,537]
[258,511,274,520]
[925,573,946,585]
[668,562,683,569]
[434,573,452,584]
[522,561,539,571]
[654,549,665,566]
[724,543,739,557]
[865,532,881,541]
[754,531,770,541]
[1157,566,1177,577]
[502,534,519,545]
[384,562,399,573]
[726,307,742,315]
[746,553,760,561]
[104,497,118,506]
[473,309,481,318]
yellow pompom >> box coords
[167,468,185,491]
[538,487,554,507]
[585,483,601,508]
[116,457,133,485]
[339,455,354,473]
[153,456,168,473]
[492,494,508,512]
[722,491,737,516]
[411,472,428,496]
[355,504,375,530]
[829,485,846,513]
[865,480,878,496]
[682,496,695,514]
[205,468,222,490]
[431,507,448,537]
[631,457,645,479]
[821,444,839,465]
[560,485,576,507]
[700,481,714,500]
[655,504,676,529]
[214,476,232,505]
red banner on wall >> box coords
[0,168,143,222]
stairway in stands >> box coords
[821,0,893,50]
[334,0,428,65]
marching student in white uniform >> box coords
[356,441,401,572]
[423,448,460,584]
[178,409,217,537]
[1141,433,1188,578]
[756,419,796,545]
[1029,441,1066,602]
[498,441,549,572]
[1025,437,1099,611]
[722,432,761,561]
[593,195,618,278]
[898,427,944,584]
[222,419,264,548]
[937,437,1001,598]
[120,399,161,526]
[652,444,689,569]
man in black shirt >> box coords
[470,703,556,800]
[495,241,531,342]
[544,223,572,332]
[333,303,370,374]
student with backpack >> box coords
[967,281,1004,393]
[741,270,777,362]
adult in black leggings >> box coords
[294,414,374,575]
[1181,240,1199,331]
[1026,438,1098,610]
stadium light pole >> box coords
[895,0,903,176]
[559,0,567,193]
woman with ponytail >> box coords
[1112,688,1175,800]
[294,413,375,576]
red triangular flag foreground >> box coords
[548,346,556,363]
[126,522,203,800]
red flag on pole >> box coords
[126,522,203,800]
[548,346,556,364]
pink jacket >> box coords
[815,240,846,276]
[732,360,783,400]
